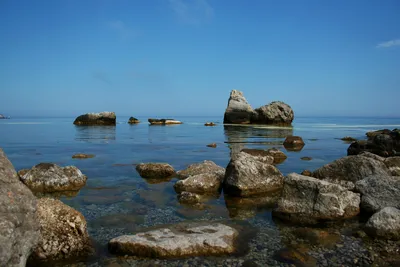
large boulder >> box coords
[223,90,254,124]
[108,222,238,258]
[252,101,294,126]
[348,129,400,157]
[73,111,116,126]
[355,175,400,213]
[28,198,93,263]
[273,173,360,224]
[365,207,400,240]
[223,151,284,197]
[174,172,224,195]
[136,163,175,179]
[312,154,390,190]
[19,163,87,193]
[0,149,39,267]
[176,160,225,179]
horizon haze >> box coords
[1,0,399,118]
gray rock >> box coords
[0,148,39,267]
[355,175,400,213]
[136,163,175,179]
[223,151,284,197]
[73,111,116,125]
[20,163,87,193]
[174,172,224,195]
[252,101,294,126]
[28,198,93,263]
[384,157,400,176]
[365,207,400,240]
[108,222,238,258]
[273,173,360,224]
[223,90,254,124]
[312,154,390,190]
[176,160,225,179]
[240,149,275,164]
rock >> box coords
[301,170,312,176]
[136,163,175,179]
[128,117,140,124]
[28,198,93,263]
[223,90,254,124]
[177,192,201,204]
[312,154,390,190]
[223,151,284,197]
[207,143,217,148]
[300,156,312,161]
[348,129,400,157]
[273,173,360,224]
[108,222,238,258]
[148,119,182,125]
[17,168,30,178]
[266,148,287,164]
[341,136,357,142]
[19,163,87,193]
[355,175,400,213]
[273,248,316,266]
[174,172,224,195]
[283,136,305,151]
[240,148,275,164]
[252,101,294,126]
[73,111,116,126]
[384,157,400,176]
[365,207,400,240]
[72,153,95,159]
[176,160,225,179]
[204,122,216,126]
[0,149,39,267]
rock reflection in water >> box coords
[33,190,80,198]
[74,125,116,142]
[224,125,293,160]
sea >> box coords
[1,116,400,266]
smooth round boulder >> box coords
[20,163,87,193]
[365,207,400,240]
[252,101,294,126]
[136,163,175,179]
[283,136,305,151]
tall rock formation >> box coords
[223,90,254,124]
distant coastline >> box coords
[0,114,10,119]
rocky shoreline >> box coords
[1,96,400,266]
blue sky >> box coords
[0,0,399,117]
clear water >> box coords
[1,116,400,264]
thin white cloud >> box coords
[168,0,214,24]
[108,20,134,39]
[376,39,400,48]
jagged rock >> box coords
[252,101,294,126]
[348,129,400,157]
[174,171,224,195]
[273,173,360,224]
[109,222,238,258]
[223,90,254,124]
[283,136,305,151]
[365,207,400,240]
[128,117,140,124]
[384,157,400,176]
[19,163,87,193]
[73,111,116,125]
[148,119,182,125]
[28,198,93,263]
[0,148,39,267]
[223,151,284,197]
[72,153,95,159]
[176,160,225,179]
[136,163,175,179]
[312,154,390,190]
[355,175,400,213]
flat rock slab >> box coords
[136,163,175,179]
[108,222,238,258]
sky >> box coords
[0,0,399,118]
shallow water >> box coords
[1,116,400,266]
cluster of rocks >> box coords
[223,89,294,126]
[348,128,400,157]
[0,149,93,267]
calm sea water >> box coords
[1,116,400,264]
